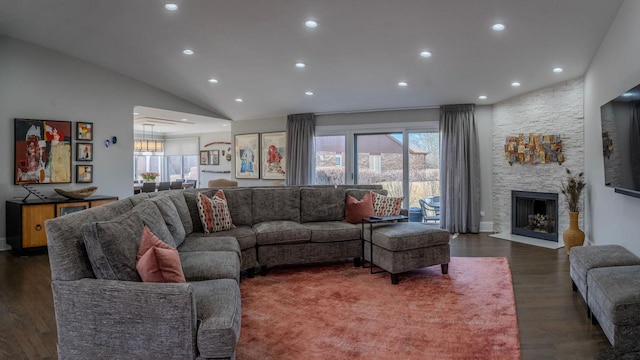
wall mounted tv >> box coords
[600,84,640,199]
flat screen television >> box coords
[600,84,640,198]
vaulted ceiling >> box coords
[0,0,623,124]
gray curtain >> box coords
[286,113,315,185]
[439,104,480,233]
[632,103,640,190]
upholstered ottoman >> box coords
[587,265,640,353]
[362,222,450,284]
[570,245,640,307]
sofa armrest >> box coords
[52,278,198,359]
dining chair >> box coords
[141,182,157,193]
[157,182,171,191]
[169,181,183,190]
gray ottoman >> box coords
[587,265,640,352]
[362,222,450,284]
[570,245,640,306]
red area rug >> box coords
[237,257,520,359]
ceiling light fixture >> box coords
[133,112,139,115]
[295,62,306,68]
[208,78,219,83]
[164,3,178,11]
[553,67,564,73]
[183,49,194,55]
[511,82,521,87]
[398,81,408,87]
[478,95,488,100]
[492,23,505,31]
[305,91,314,96]
[420,51,432,58]
[305,20,318,28]
[235,98,243,102]
[623,92,633,97]
[134,124,164,153]
[181,118,188,122]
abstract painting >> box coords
[15,118,72,184]
[76,165,93,183]
[260,132,286,180]
[235,133,260,179]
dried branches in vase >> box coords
[560,168,586,212]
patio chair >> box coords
[419,199,440,224]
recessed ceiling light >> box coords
[164,3,178,11]
[305,91,314,96]
[183,49,194,55]
[181,118,188,122]
[478,95,488,100]
[133,112,139,115]
[398,81,408,87]
[222,123,229,127]
[553,67,564,73]
[420,51,432,58]
[305,20,318,28]
[623,92,633,97]
[235,98,243,102]
[492,23,505,31]
[511,82,521,87]
[208,78,219,83]
[295,62,306,69]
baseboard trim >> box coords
[0,238,12,251]
[479,221,493,233]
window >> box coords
[355,133,403,197]
[134,154,163,181]
[369,155,381,173]
[314,135,346,185]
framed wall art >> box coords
[235,133,260,179]
[260,132,286,180]
[76,143,93,161]
[200,150,209,165]
[76,165,93,183]
[76,122,93,141]
[14,118,72,184]
[210,150,220,165]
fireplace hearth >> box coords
[511,191,558,242]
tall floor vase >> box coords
[563,211,585,255]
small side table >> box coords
[361,215,409,274]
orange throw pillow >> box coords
[136,226,186,283]
[345,192,375,223]
[196,190,235,233]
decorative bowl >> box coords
[54,186,98,200]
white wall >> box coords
[492,78,585,239]
[0,35,221,250]
[584,0,640,255]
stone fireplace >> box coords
[511,191,558,242]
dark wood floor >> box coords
[0,233,610,359]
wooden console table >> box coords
[6,195,118,254]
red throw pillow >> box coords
[345,192,375,223]
[196,190,235,233]
[371,191,403,217]
[136,226,186,283]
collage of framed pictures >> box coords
[234,132,286,179]
[75,121,93,183]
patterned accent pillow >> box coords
[196,190,236,233]
[371,191,403,217]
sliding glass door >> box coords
[314,135,346,185]
[354,133,403,197]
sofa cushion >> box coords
[197,191,235,233]
[191,279,241,359]
[178,234,241,259]
[588,266,640,327]
[345,192,375,224]
[300,187,346,223]
[252,188,301,223]
[303,221,361,243]
[82,211,144,281]
[147,196,186,246]
[184,225,256,250]
[165,191,193,235]
[363,222,450,251]
[253,221,311,245]
[179,251,240,283]
[183,189,215,233]
[221,188,253,226]
[371,192,403,217]
[136,226,186,283]
[130,201,177,248]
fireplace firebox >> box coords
[511,191,558,242]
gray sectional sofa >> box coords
[45,185,449,359]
